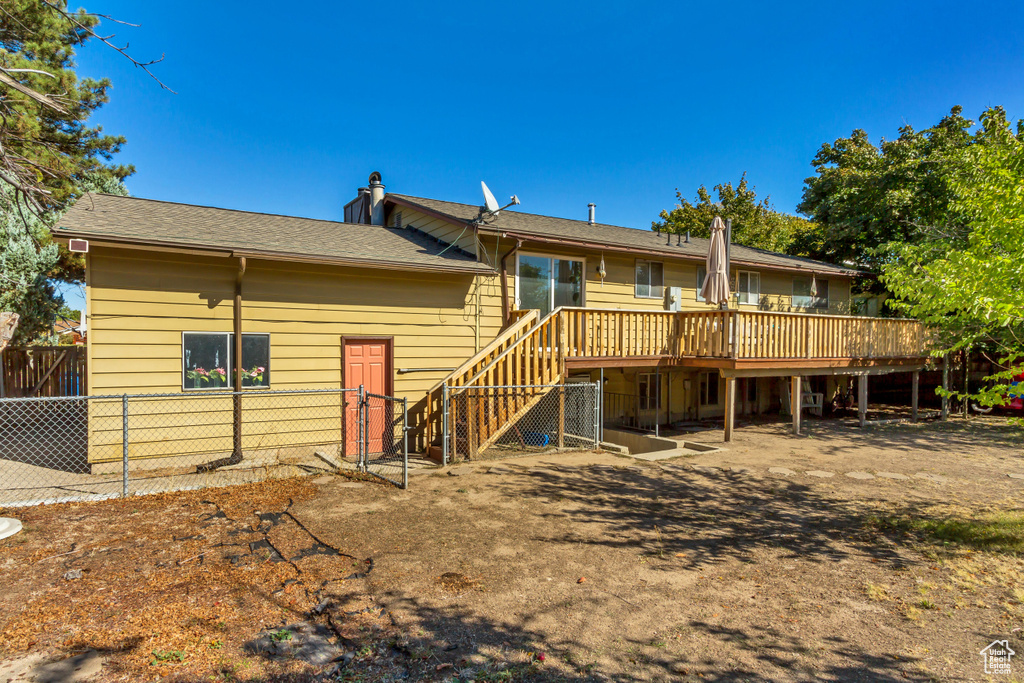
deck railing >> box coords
[559,308,928,362]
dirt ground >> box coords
[1,415,1023,682]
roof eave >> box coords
[54,230,495,275]
[478,228,863,278]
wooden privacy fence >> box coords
[1,346,87,398]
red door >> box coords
[344,339,390,456]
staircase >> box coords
[426,309,565,460]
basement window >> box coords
[699,372,720,406]
[182,332,270,390]
[638,373,661,411]
[635,260,664,299]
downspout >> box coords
[232,257,247,463]
[475,279,481,353]
[499,239,523,327]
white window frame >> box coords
[792,276,830,309]
[181,331,271,392]
[634,259,664,299]
[514,252,586,312]
[736,270,760,306]
[696,266,707,302]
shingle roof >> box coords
[388,194,860,277]
[56,194,493,274]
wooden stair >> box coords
[427,309,565,460]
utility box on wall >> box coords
[664,286,682,312]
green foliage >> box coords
[0,0,133,210]
[0,174,126,344]
[881,108,1024,411]
[1,2,135,343]
[0,183,59,344]
[798,106,1014,272]
[652,174,822,256]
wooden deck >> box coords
[427,307,931,457]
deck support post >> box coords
[790,375,801,435]
[911,370,919,423]
[941,353,950,421]
[963,348,970,420]
[858,373,868,427]
[654,367,660,437]
[724,376,736,442]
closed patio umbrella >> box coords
[700,216,731,306]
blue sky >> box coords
[62,0,1024,311]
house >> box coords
[55,173,929,467]
[53,318,85,344]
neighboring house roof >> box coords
[54,319,81,335]
[56,194,493,274]
[388,194,861,277]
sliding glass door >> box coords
[517,254,584,317]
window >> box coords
[736,271,760,305]
[635,260,664,299]
[696,266,707,302]
[182,332,270,390]
[638,373,660,411]
[517,254,584,318]
[699,372,720,406]
[793,276,829,309]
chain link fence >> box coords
[442,383,599,463]
[0,387,408,508]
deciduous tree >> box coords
[652,174,821,257]
[882,108,1024,412]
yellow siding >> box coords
[397,208,478,259]
[86,246,503,459]
[476,236,854,314]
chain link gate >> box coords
[441,383,600,464]
[356,387,408,488]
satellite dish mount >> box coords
[480,181,520,217]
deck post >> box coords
[911,370,919,423]
[666,370,672,427]
[724,376,736,442]
[790,375,801,435]
[941,353,950,421]
[654,367,660,437]
[963,348,970,420]
[858,373,868,427]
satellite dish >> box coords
[481,181,501,214]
